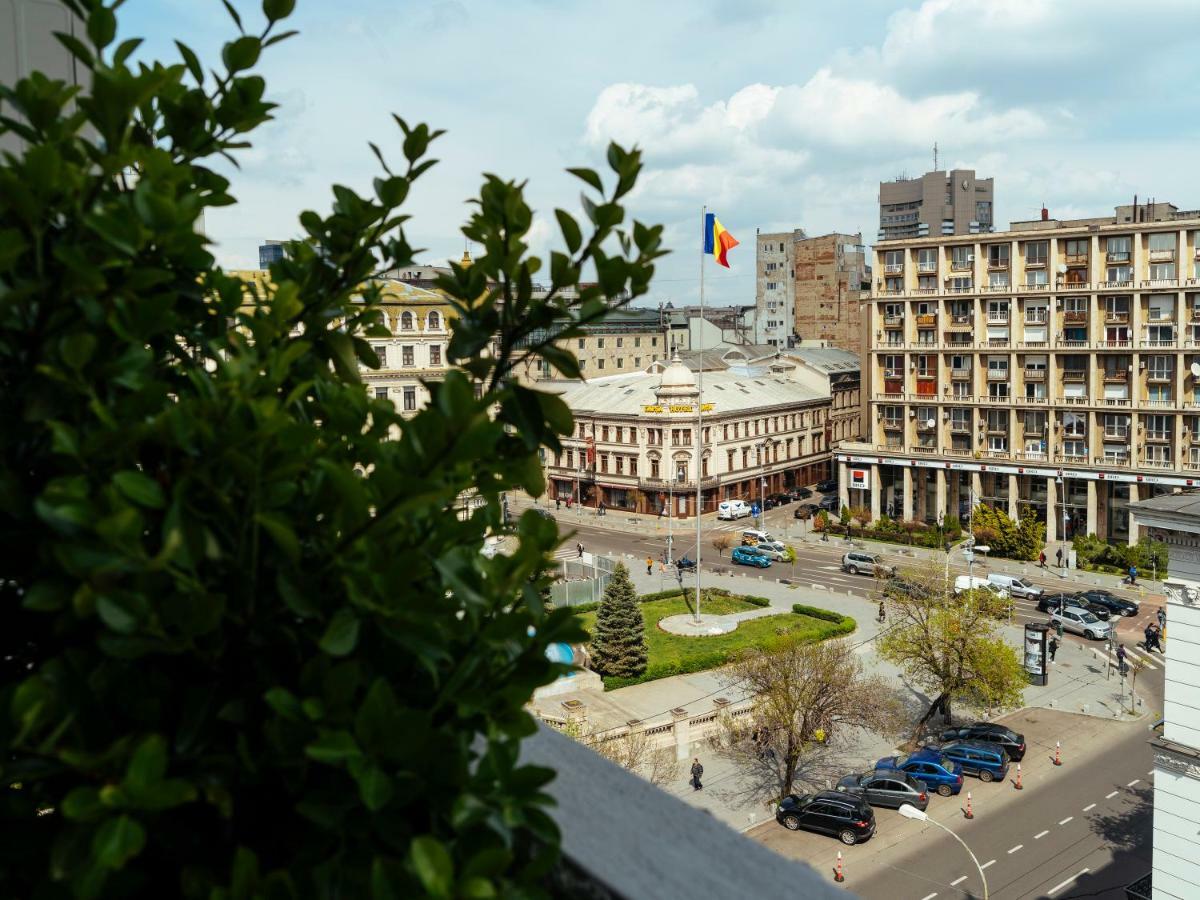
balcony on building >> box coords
[986,307,1010,324]
[1024,307,1048,324]
[1105,308,1130,325]
[1023,366,1046,381]
[1096,452,1130,466]
[917,259,937,274]
[1103,367,1129,383]
[915,312,937,326]
[1141,455,1175,470]
[885,262,904,275]
[1149,247,1177,264]
[950,366,972,380]
[986,367,1009,382]
[883,312,904,326]
[1063,308,1088,324]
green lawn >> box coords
[577,591,853,690]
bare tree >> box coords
[1126,656,1147,715]
[712,640,901,802]
[563,719,677,787]
[876,563,1026,741]
[711,533,734,558]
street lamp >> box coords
[897,805,988,900]
[667,467,685,566]
[1055,473,1069,580]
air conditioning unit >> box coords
[966,254,975,262]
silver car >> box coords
[841,551,896,577]
[1050,605,1112,641]
[754,541,788,561]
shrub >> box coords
[1073,534,1168,578]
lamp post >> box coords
[897,806,988,900]
[1056,473,1069,579]
[667,468,684,567]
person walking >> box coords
[1039,550,1047,568]
[1116,642,1128,676]
[690,758,704,791]
[1048,635,1059,663]
[555,497,561,510]
[1145,623,1162,653]
[1056,547,1064,568]
[1128,564,1137,585]
[1157,606,1166,630]
[877,600,886,624]
[646,556,653,576]
[576,541,584,559]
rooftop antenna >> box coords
[933,142,938,171]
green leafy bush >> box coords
[0,2,664,896]
[1073,534,1168,578]
[971,504,1046,561]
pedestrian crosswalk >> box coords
[1095,641,1160,671]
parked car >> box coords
[775,792,876,845]
[741,529,773,545]
[953,575,1010,600]
[987,573,1042,599]
[1036,592,1075,614]
[815,479,837,492]
[794,503,818,519]
[882,576,931,600]
[1049,605,1112,640]
[938,723,1026,762]
[752,541,788,561]
[841,551,895,577]
[794,487,813,499]
[763,496,779,511]
[875,749,964,797]
[1068,595,1112,620]
[819,495,841,512]
[1074,588,1139,618]
[772,492,793,506]
[717,499,752,520]
[938,741,1010,783]
[732,546,772,568]
[836,771,929,811]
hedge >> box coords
[791,605,857,637]
[567,586,733,615]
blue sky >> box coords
[120,0,1200,306]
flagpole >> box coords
[694,206,706,625]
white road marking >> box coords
[1106,790,1119,799]
[1008,844,1023,854]
[1048,868,1090,896]
[920,894,938,900]
[980,860,995,870]
[1058,816,1074,825]
[1127,779,1141,787]
[1083,803,1096,812]
[1148,770,1155,776]
[951,876,968,886]
[1034,829,1050,839]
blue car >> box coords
[875,748,964,797]
[938,741,1010,783]
[731,546,772,568]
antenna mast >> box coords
[933,142,939,171]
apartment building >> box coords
[756,230,799,347]
[510,307,682,384]
[839,202,1200,544]
[547,358,832,515]
[878,168,994,242]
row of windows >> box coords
[578,335,659,349]
[884,233,1198,269]
[374,385,420,411]
[371,343,441,368]
[385,310,444,331]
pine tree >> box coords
[590,563,648,678]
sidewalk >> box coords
[534,562,1150,832]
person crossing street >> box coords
[1116,642,1128,676]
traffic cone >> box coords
[1054,741,1062,766]
[834,850,844,883]
[1015,763,1023,790]
[965,791,974,819]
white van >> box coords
[740,529,773,546]
[718,499,752,520]
[953,575,1010,600]
[987,573,1042,599]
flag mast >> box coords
[694,206,706,625]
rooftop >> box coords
[783,346,860,374]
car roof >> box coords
[944,740,1003,754]
[1062,605,1093,616]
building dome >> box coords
[659,355,695,389]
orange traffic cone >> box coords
[1054,741,1062,766]
[965,791,974,819]
[1015,763,1023,790]
[835,850,844,883]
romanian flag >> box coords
[703,213,739,268]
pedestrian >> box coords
[646,556,653,576]
[877,600,886,624]
[1048,636,1059,663]
[1145,623,1162,653]
[1056,547,1063,568]
[690,757,704,791]
[566,496,572,509]
[1157,607,1166,630]
[1128,564,1137,586]
[1039,550,1047,568]
[1116,642,1128,675]
[577,542,584,559]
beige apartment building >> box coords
[840,202,1200,547]
[878,168,994,242]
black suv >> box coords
[1075,589,1138,618]
[815,479,837,493]
[775,791,875,845]
[1039,592,1110,620]
[938,722,1026,761]
[794,487,813,499]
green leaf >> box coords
[222,36,261,73]
[350,759,393,811]
[54,32,94,67]
[62,787,104,822]
[92,815,146,870]
[256,513,300,562]
[566,167,603,193]
[319,607,360,656]
[231,846,259,900]
[96,591,149,634]
[175,40,203,83]
[304,730,361,765]
[371,857,408,900]
[535,391,574,436]
[124,735,167,792]
[410,836,454,898]
[113,470,165,509]
[263,687,303,721]
[262,0,296,21]
[554,209,582,254]
[87,6,117,50]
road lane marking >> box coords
[1058,816,1074,825]
[980,860,995,870]
[951,876,968,886]
[1034,830,1050,839]
[1105,790,1119,799]
[1127,779,1141,787]
[1048,868,1090,896]
[1148,770,1155,776]
[1083,803,1096,812]
[920,894,938,900]
[1008,844,1023,854]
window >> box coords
[951,408,971,431]
[1063,412,1086,438]
[429,345,441,366]
[601,426,609,442]
[1148,356,1173,380]
[987,244,1009,268]
[1106,236,1131,261]
[597,338,605,349]
[616,358,623,368]
[400,311,414,330]
[1025,269,1048,286]
[401,345,414,366]
[629,457,638,476]
[428,311,441,330]
[988,271,1010,288]
[600,454,608,474]
[917,248,937,272]
[1146,415,1172,441]
[1024,241,1047,265]
[884,249,904,272]
[635,337,641,347]
[652,337,658,346]
[1148,383,1172,402]
[597,359,605,370]
[374,387,388,400]
[951,246,973,270]
[1106,265,1132,283]
[1149,262,1176,280]
[403,387,416,411]
[1024,411,1046,435]
[1146,444,1172,464]
[615,456,624,475]
[578,338,585,349]
[374,344,389,367]
[1064,238,1089,260]
[741,447,750,468]
[566,449,574,469]
[649,458,659,478]
[1149,233,1176,254]
[616,337,623,348]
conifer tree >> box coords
[590,563,648,678]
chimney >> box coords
[1041,205,1049,221]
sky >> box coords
[120,0,1200,307]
